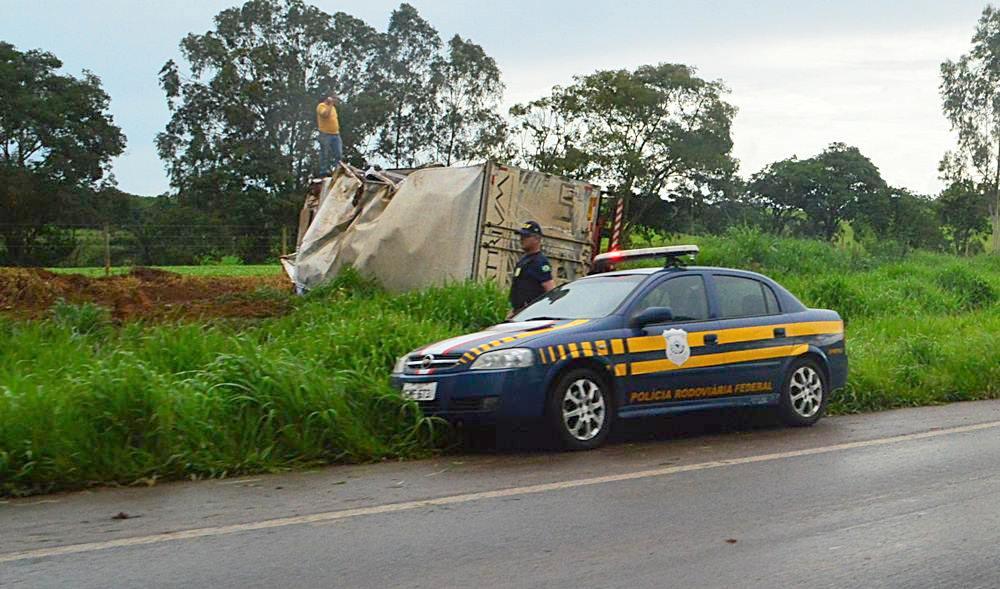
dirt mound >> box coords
[0,267,293,322]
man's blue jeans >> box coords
[318,133,342,175]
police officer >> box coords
[509,221,556,314]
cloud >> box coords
[498,27,972,195]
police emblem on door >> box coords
[663,329,690,366]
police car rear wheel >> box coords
[549,369,613,450]
[778,358,827,427]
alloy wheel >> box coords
[562,378,606,441]
[789,366,823,418]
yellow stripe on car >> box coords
[458,320,590,364]
[786,321,844,337]
[627,320,843,353]
[630,344,810,376]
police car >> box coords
[392,246,847,450]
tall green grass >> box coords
[0,271,506,496]
[2,230,999,496]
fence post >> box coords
[103,224,111,277]
[281,226,288,258]
[995,207,1000,254]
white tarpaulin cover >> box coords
[284,162,598,293]
[286,164,484,292]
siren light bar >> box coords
[592,245,700,273]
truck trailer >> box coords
[284,162,601,293]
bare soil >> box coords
[0,267,293,322]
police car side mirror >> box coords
[630,306,674,328]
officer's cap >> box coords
[517,221,543,237]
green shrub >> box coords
[801,276,868,321]
[198,254,245,266]
[49,300,112,336]
[934,266,997,311]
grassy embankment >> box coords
[0,272,506,496]
[1,230,998,496]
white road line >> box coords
[3,420,999,564]
[217,478,262,486]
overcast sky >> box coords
[1,0,991,196]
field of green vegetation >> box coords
[2,229,999,496]
[45,265,283,277]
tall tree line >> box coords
[940,4,1000,254]
[150,0,508,261]
[0,42,125,265]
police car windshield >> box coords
[513,275,647,321]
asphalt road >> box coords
[4,401,1000,588]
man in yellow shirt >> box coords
[316,94,341,175]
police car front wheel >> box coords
[548,368,613,450]
[778,358,828,427]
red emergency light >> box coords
[592,245,699,273]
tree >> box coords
[0,42,125,265]
[509,95,591,178]
[802,143,886,241]
[510,64,737,241]
[374,3,441,167]
[431,35,507,165]
[890,190,946,252]
[941,5,1000,253]
[157,0,386,260]
[849,186,945,253]
[747,157,815,235]
[938,180,992,255]
[747,144,886,241]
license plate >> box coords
[402,382,437,401]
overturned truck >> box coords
[284,162,601,293]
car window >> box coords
[513,275,647,320]
[763,283,779,313]
[631,275,709,322]
[714,275,780,318]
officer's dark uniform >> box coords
[510,221,553,311]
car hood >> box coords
[414,319,591,358]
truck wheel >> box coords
[778,357,828,427]
[548,368,613,450]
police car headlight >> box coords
[470,348,535,370]
[392,354,409,375]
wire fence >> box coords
[0,223,298,270]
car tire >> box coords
[778,357,828,427]
[547,368,614,450]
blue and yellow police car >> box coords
[392,246,847,450]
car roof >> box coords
[582,266,771,280]
[579,265,808,314]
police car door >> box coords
[701,273,787,397]
[620,273,729,411]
